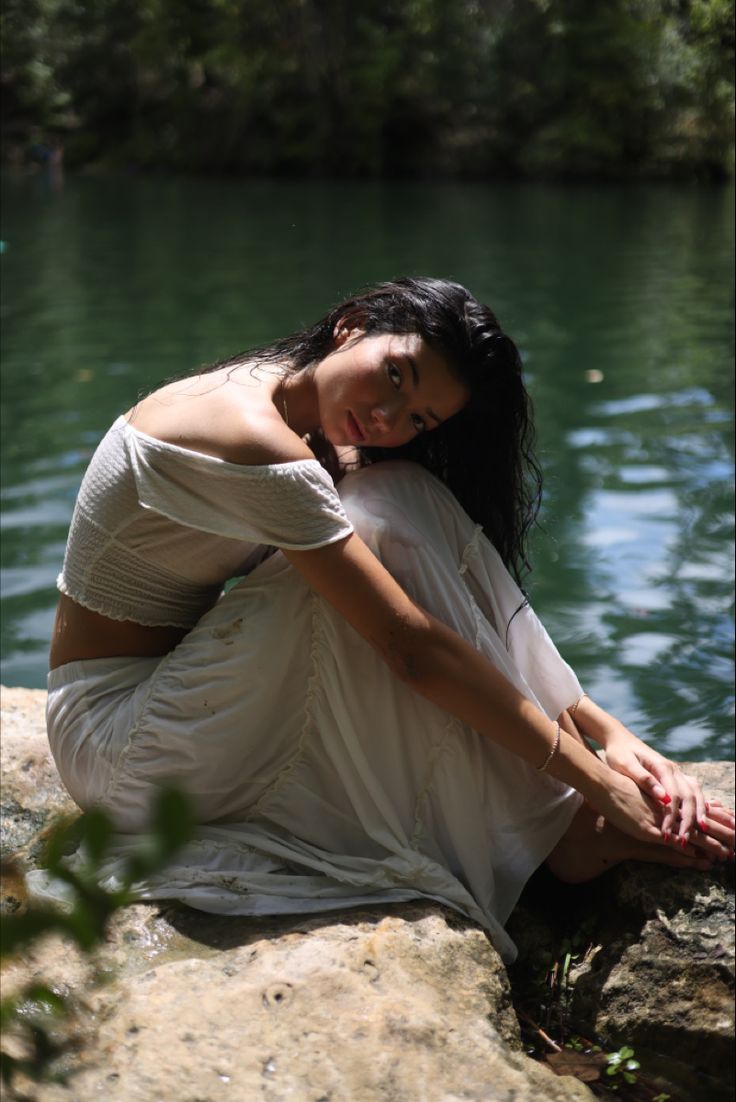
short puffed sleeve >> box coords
[124,423,354,550]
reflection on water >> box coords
[1,174,733,758]
[534,366,734,759]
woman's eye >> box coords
[387,362,402,387]
[411,413,426,434]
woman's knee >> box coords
[339,461,475,563]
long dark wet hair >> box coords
[208,277,542,585]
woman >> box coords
[46,277,733,962]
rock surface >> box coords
[2,686,734,1101]
[508,761,735,1102]
[1,687,77,857]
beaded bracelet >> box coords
[569,691,588,719]
[537,723,561,772]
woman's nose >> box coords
[371,394,403,433]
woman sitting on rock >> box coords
[47,277,734,962]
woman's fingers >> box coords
[603,747,671,816]
[660,806,735,861]
[632,753,680,838]
[690,777,708,838]
[630,750,672,803]
[676,785,696,845]
[698,812,735,851]
[649,765,705,844]
[676,773,708,844]
[700,797,731,846]
[598,758,733,854]
[687,829,731,861]
[637,756,720,840]
[659,774,679,840]
[705,802,735,828]
[660,802,675,840]
[639,771,668,804]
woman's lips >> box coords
[347,411,367,443]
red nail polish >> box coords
[680,836,688,849]
[699,818,708,832]
[663,830,670,843]
[662,794,672,806]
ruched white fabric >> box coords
[57,416,353,627]
[41,461,584,963]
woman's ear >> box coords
[332,314,365,346]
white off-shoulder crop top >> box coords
[57,416,354,627]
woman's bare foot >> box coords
[546,802,724,884]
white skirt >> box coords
[41,462,583,962]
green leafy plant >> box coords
[0,786,193,1089]
[513,935,677,1099]
[565,1034,602,1054]
[604,1045,641,1086]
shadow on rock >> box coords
[508,856,734,1102]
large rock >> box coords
[2,686,733,1101]
[11,906,598,1102]
[574,867,734,1102]
[0,686,77,857]
[0,686,592,1102]
[507,761,735,1102]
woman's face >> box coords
[313,329,468,449]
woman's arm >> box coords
[284,532,671,846]
[128,399,703,849]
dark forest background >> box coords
[1,0,734,179]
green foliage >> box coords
[0,0,73,138]
[1,0,733,177]
[487,0,735,177]
[513,935,672,1098]
[0,786,193,1090]
[604,1045,641,1086]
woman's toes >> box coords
[692,836,727,860]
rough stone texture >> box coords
[2,686,734,1101]
[508,761,735,1102]
[1,686,77,858]
[1,686,593,1102]
[7,907,596,1102]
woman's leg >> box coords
[546,803,717,883]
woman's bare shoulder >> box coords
[124,368,312,466]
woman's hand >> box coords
[601,723,702,842]
[590,765,735,861]
[567,695,726,846]
[689,800,735,860]
[588,766,666,845]
[596,720,734,854]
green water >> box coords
[1,173,733,758]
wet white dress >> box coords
[42,422,583,963]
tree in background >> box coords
[1,0,733,178]
[1,0,74,157]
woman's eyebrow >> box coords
[405,355,440,425]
